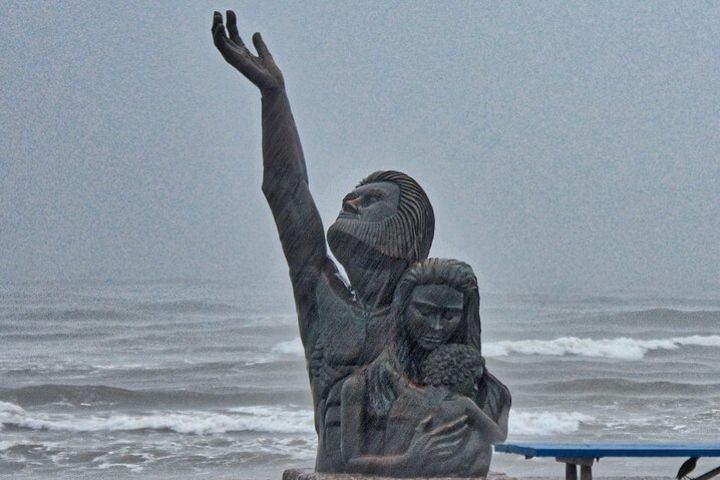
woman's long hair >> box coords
[392,258,481,383]
[365,258,481,422]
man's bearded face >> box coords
[327,181,402,266]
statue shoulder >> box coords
[366,350,403,388]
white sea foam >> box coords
[240,435,316,460]
[0,401,25,416]
[0,403,314,435]
[245,337,304,364]
[273,334,720,361]
[484,335,720,360]
[272,337,304,356]
[0,398,589,442]
[0,440,24,451]
[510,410,595,436]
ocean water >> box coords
[1,280,719,479]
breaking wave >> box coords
[0,400,593,440]
[523,378,720,396]
[272,338,305,356]
[0,401,313,435]
[510,410,595,436]
[0,384,308,409]
[484,335,720,360]
[274,335,720,361]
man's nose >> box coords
[430,316,442,331]
[342,197,361,214]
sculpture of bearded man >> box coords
[211,11,459,472]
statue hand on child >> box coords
[406,414,471,466]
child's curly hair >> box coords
[421,343,485,397]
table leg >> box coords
[580,465,592,480]
[557,457,594,480]
[565,463,578,480]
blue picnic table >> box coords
[495,442,720,480]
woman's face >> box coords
[405,284,464,351]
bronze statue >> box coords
[212,11,439,472]
[211,11,511,476]
[340,259,510,476]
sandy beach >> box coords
[513,475,673,480]
[283,469,676,480]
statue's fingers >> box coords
[431,452,454,463]
[211,11,224,36]
[415,415,432,433]
[428,441,462,459]
[252,32,273,59]
[428,415,468,437]
[428,429,469,451]
[427,444,460,462]
[212,13,231,52]
[213,29,258,77]
[212,20,255,72]
[225,10,245,47]
[428,424,469,448]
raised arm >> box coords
[212,11,328,331]
[212,11,307,180]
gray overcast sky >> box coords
[1,1,718,292]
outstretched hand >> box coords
[212,10,284,92]
[408,415,471,465]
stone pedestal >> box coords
[282,468,516,480]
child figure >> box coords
[422,343,485,401]
[383,343,495,476]
[340,259,510,477]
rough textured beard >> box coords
[327,215,412,265]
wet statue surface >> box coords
[212,11,511,477]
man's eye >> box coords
[362,194,380,205]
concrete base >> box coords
[282,468,517,480]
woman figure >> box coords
[340,258,511,477]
